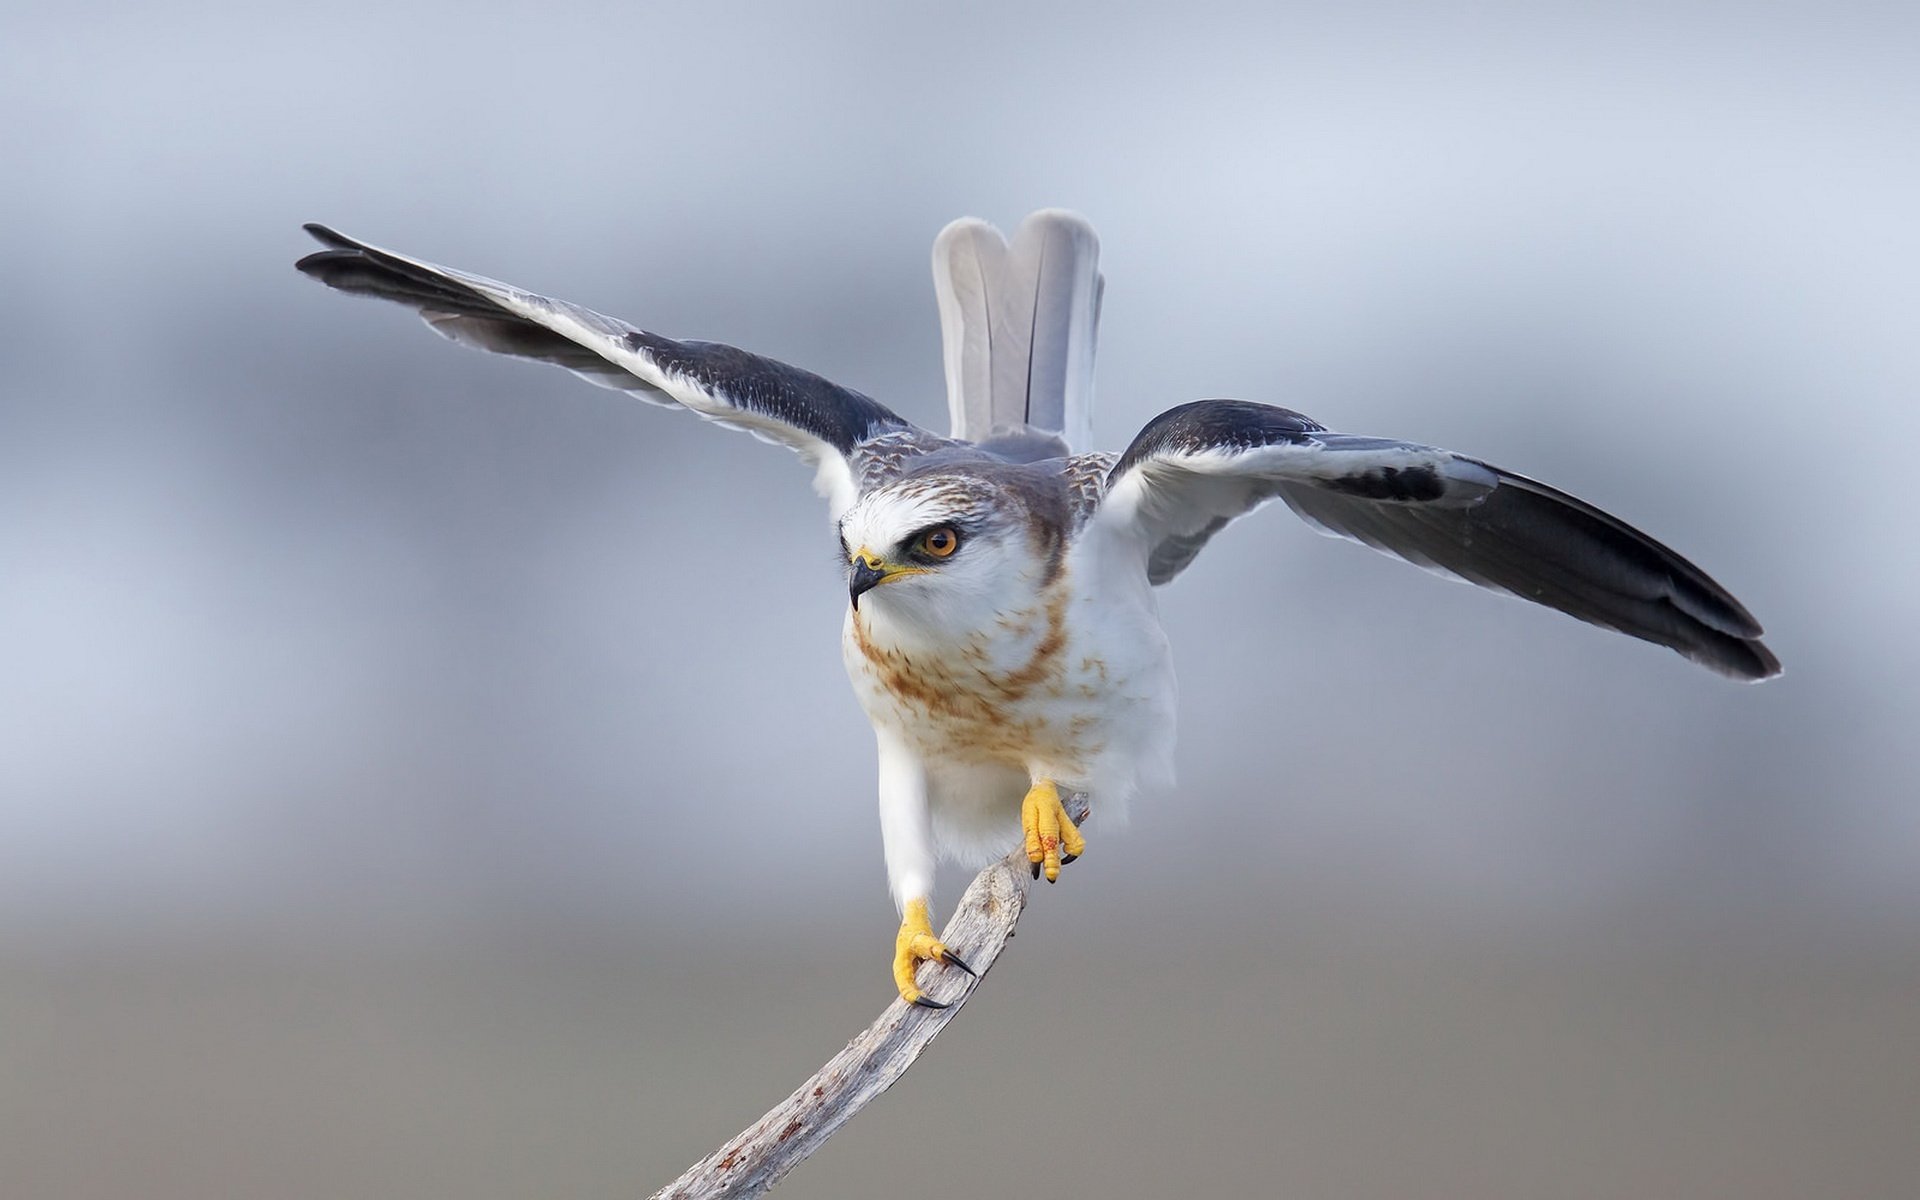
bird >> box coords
[296,210,1780,1007]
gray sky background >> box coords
[3,4,1918,1196]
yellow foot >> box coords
[893,898,976,1009]
[1021,779,1086,883]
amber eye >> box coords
[916,526,960,558]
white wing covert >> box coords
[1099,399,1779,681]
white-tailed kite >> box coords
[297,211,1779,1006]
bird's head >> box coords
[837,465,1066,636]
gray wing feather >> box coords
[1102,399,1779,681]
[296,224,911,511]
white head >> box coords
[837,464,1067,644]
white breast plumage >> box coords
[845,574,1109,776]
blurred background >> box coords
[4,2,1917,1197]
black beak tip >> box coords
[848,559,888,607]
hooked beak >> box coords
[849,549,928,609]
[848,553,889,608]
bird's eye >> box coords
[916,526,961,558]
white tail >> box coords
[932,210,1103,451]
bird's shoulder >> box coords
[849,429,963,491]
[1061,452,1119,532]
[849,432,1115,523]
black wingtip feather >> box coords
[293,247,352,276]
[302,223,357,250]
[1704,633,1782,683]
[292,232,510,321]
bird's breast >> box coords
[843,584,1112,768]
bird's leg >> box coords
[875,737,971,1007]
[1021,779,1086,882]
[892,898,975,1009]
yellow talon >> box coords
[1021,779,1085,882]
[893,898,972,1007]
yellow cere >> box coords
[853,547,930,584]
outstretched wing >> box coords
[296,225,913,516]
[1099,399,1779,681]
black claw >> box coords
[1030,860,1041,879]
[910,993,949,1010]
[1060,853,1078,865]
[941,950,978,978]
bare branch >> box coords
[650,793,1089,1200]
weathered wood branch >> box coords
[649,793,1089,1200]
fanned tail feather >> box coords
[932,210,1103,451]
